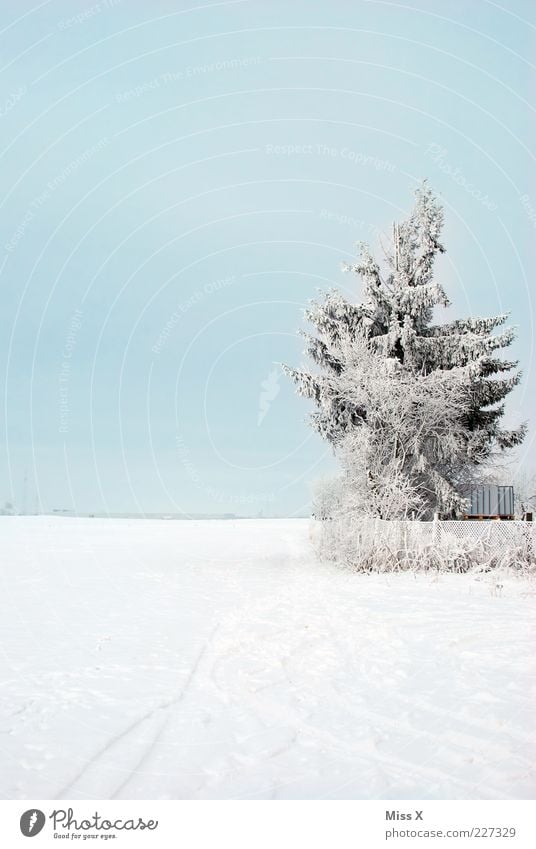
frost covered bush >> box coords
[313,514,536,574]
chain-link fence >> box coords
[314,517,536,571]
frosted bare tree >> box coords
[312,332,477,520]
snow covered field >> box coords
[0,516,534,800]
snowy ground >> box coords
[0,516,534,800]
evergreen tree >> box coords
[284,183,525,516]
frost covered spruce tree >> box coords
[284,183,525,520]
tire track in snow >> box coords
[55,624,219,799]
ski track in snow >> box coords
[54,622,220,800]
[0,517,535,800]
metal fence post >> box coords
[433,512,441,550]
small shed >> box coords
[462,485,515,520]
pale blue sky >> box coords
[0,0,534,515]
